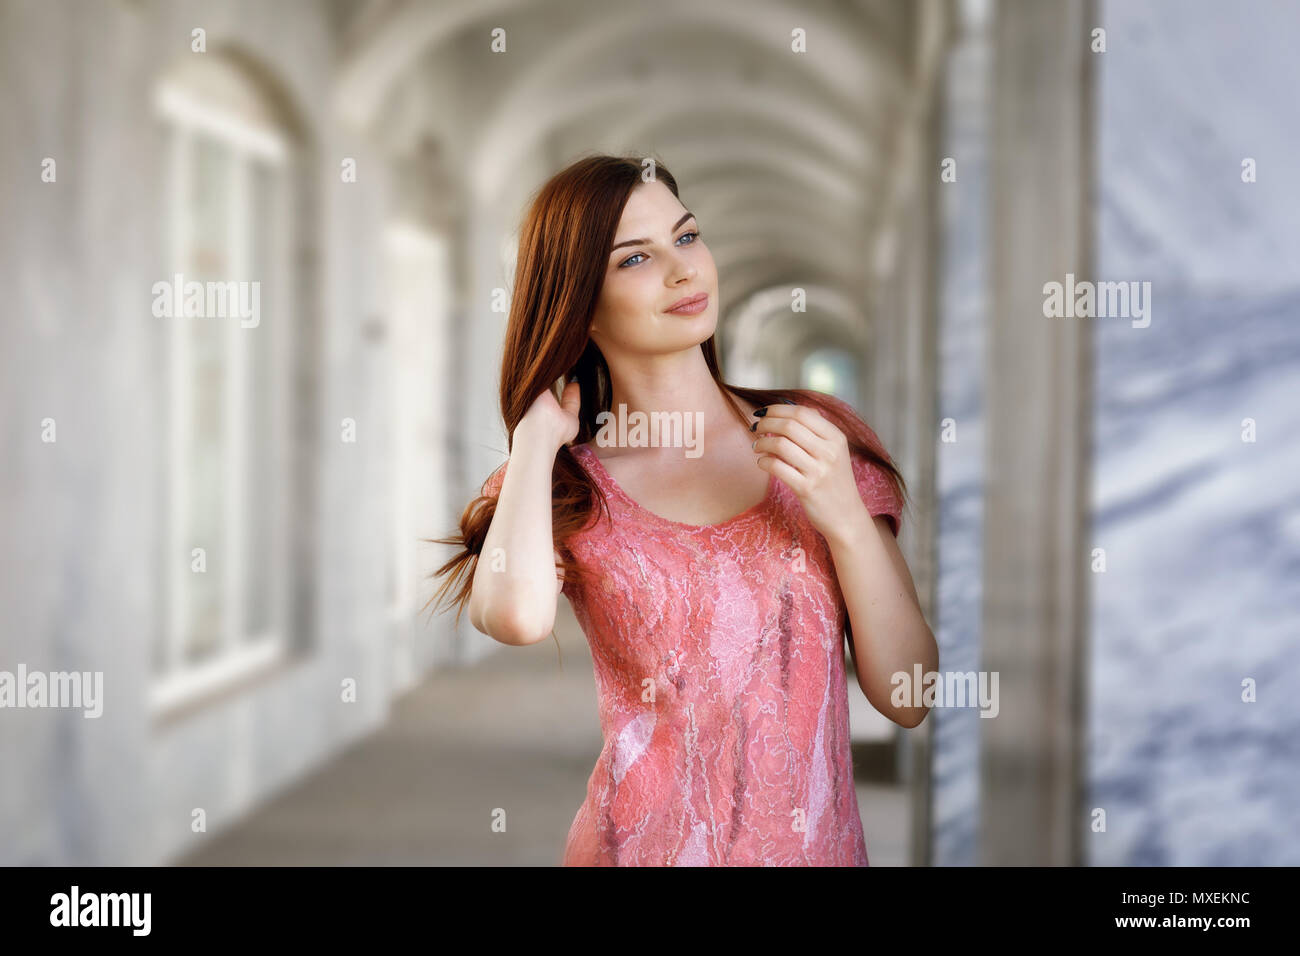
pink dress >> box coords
[481,415,902,866]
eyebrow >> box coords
[610,211,696,253]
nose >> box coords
[667,248,697,283]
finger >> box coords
[559,380,582,413]
[754,430,818,476]
[754,401,837,441]
[752,415,825,459]
[756,452,802,487]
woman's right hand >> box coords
[517,380,581,452]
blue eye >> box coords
[618,230,701,268]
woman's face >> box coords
[589,180,718,357]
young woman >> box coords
[430,154,938,866]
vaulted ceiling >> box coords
[334,0,952,380]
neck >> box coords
[597,349,748,458]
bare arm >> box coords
[830,511,937,728]
[468,382,579,645]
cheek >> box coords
[606,271,657,318]
[699,245,718,279]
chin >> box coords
[687,313,718,339]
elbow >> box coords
[471,594,552,646]
[895,705,931,730]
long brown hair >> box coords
[425,153,908,652]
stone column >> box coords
[980,0,1095,865]
[452,199,513,666]
[901,68,945,872]
[866,0,949,869]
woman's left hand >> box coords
[751,401,861,541]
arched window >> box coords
[150,53,298,715]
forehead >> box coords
[615,181,686,233]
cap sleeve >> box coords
[481,458,508,498]
[559,566,579,602]
[850,432,902,538]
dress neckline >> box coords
[572,442,777,532]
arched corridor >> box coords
[4,0,1297,868]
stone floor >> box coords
[175,609,911,866]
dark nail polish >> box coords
[749,420,758,431]
[754,407,768,417]
[780,398,797,405]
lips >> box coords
[666,292,708,313]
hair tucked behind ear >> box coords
[422,153,908,666]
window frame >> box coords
[150,72,294,718]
